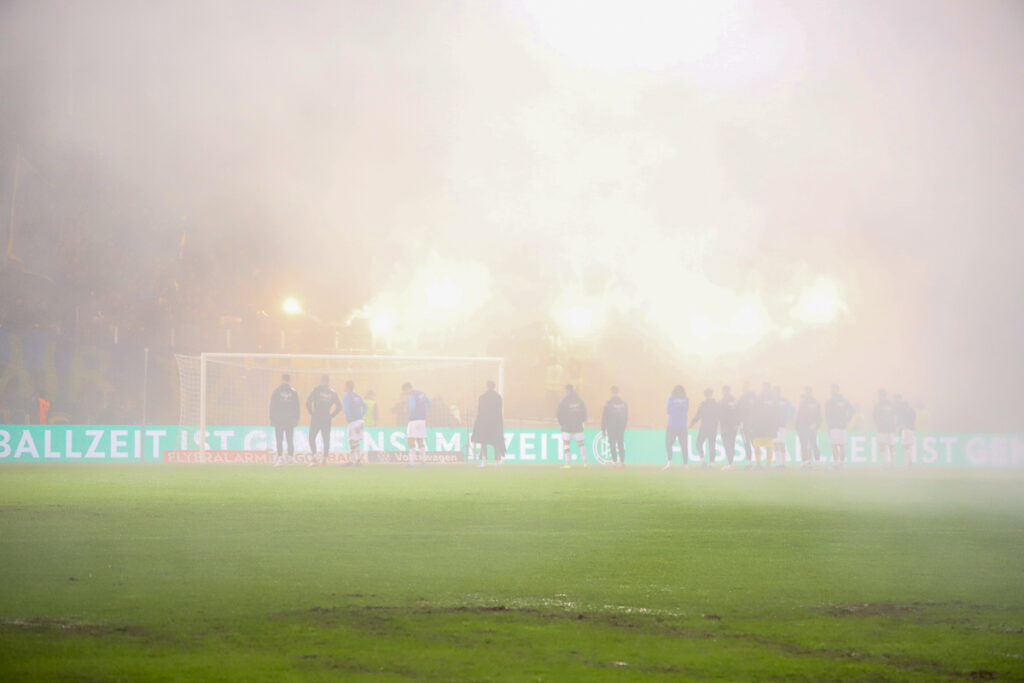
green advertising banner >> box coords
[2,425,1024,467]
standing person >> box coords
[402,382,431,466]
[718,385,741,470]
[825,385,855,468]
[773,386,794,467]
[557,384,588,467]
[601,386,629,468]
[873,389,898,467]
[893,393,916,468]
[690,388,719,468]
[362,390,378,427]
[342,380,368,465]
[306,375,342,466]
[737,382,757,465]
[269,373,300,466]
[794,386,822,467]
[749,383,777,469]
[32,394,51,425]
[471,380,505,467]
[664,385,689,470]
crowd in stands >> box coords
[0,226,287,353]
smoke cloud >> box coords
[1,0,1022,429]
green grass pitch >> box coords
[1,464,1022,681]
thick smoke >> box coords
[1,0,1022,429]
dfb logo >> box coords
[591,433,614,465]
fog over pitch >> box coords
[1,0,1022,429]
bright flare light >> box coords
[524,0,738,72]
[370,313,394,334]
[690,314,714,339]
[730,306,763,335]
[282,297,303,316]
[792,277,847,325]
[426,278,463,310]
[566,305,593,334]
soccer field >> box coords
[1,465,1022,681]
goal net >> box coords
[175,353,504,456]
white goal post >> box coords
[175,352,505,458]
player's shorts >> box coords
[774,428,786,445]
[829,429,847,446]
[347,419,364,443]
[877,432,896,446]
[752,436,774,451]
[901,429,915,448]
[560,431,584,442]
[406,420,427,439]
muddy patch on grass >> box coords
[821,601,996,619]
[823,602,921,617]
[0,617,152,639]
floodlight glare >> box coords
[282,297,303,316]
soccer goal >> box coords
[175,353,505,458]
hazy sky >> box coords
[2,0,1023,428]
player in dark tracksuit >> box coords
[269,373,300,465]
[306,375,342,465]
[664,385,689,469]
[557,384,588,467]
[718,385,741,469]
[795,387,822,467]
[601,386,629,467]
[825,385,855,468]
[749,383,778,468]
[773,386,795,467]
[893,393,916,468]
[737,382,757,464]
[873,389,898,467]
[690,388,719,468]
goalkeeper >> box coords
[306,375,342,466]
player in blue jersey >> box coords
[557,384,588,467]
[306,375,342,466]
[402,382,431,465]
[342,380,368,465]
[664,385,689,469]
[268,373,300,466]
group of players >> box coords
[571,382,918,469]
[269,374,918,468]
[268,374,432,466]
